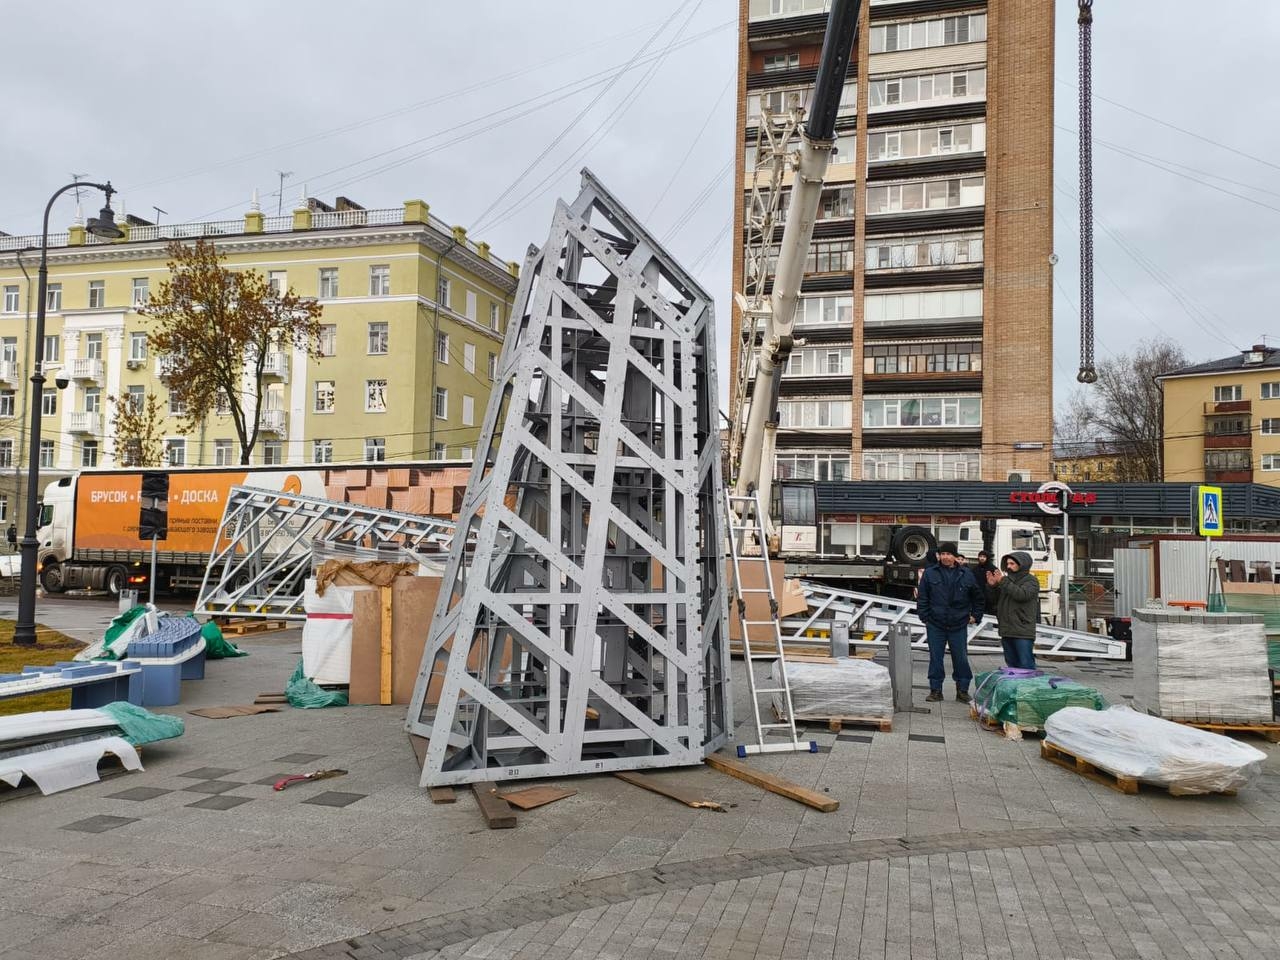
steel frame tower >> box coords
[407,170,728,786]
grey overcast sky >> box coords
[2,1,1278,417]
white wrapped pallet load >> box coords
[1132,608,1272,723]
[771,659,892,721]
[1044,706,1266,796]
[301,578,360,685]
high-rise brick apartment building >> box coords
[733,0,1053,484]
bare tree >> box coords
[109,391,166,467]
[141,240,323,464]
[1057,338,1190,481]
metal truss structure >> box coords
[196,485,454,619]
[407,170,728,786]
[784,581,1127,659]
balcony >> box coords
[1204,430,1251,450]
[70,357,103,382]
[0,360,19,385]
[1205,400,1250,415]
[157,355,180,379]
[68,411,103,434]
[259,409,287,435]
[1206,469,1253,484]
[262,351,290,381]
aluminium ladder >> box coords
[725,491,817,757]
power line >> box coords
[646,76,733,220]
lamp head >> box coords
[86,183,123,240]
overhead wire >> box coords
[645,76,733,220]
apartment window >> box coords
[314,380,335,413]
[364,437,386,462]
[432,443,447,461]
[487,352,497,381]
[166,439,186,467]
[214,439,233,466]
[775,453,851,482]
[864,340,983,375]
[1209,416,1249,437]
[167,392,185,417]
[463,343,476,373]
[319,268,339,299]
[1214,385,1243,402]
[132,278,149,306]
[81,440,99,468]
[40,439,54,468]
[214,394,231,416]
[865,176,985,215]
[863,395,982,429]
[460,446,474,460]
[88,280,105,309]
[0,441,11,469]
[1262,382,1280,400]
[0,390,13,418]
[868,122,985,163]
[318,324,337,357]
[763,52,800,72]
[868,68,986,111]
[1262,454,1280,472]
[1206,450,1251,471]
[0,494,8,521]
[129,331,148,361]
[127,384,145,413]
[313,439,333,463]
[776,400,852,429]
[869,13,986,54]
[434,386,448,420]
[2,286,17,313]
[783,346,852,377]
[262,440,283,465]
[1261,419,1280,435]
[863,449,980,482]
[85,387,102,414]
[365,378,387,413]
[865,233,984,271]
[0,337,14,363]
[436,331,450,364]
[465,290,477,321]
[43,335,60,364]
[369,264,390,297]
[85,332,103,360]
[46,283,61,312]
[438,276,451,308]
[462,394,475,427]
[267,271,287,297]
[367,322,389,354]
[793,295,853,327]
[41,388,57,417]
[865,288,983,326]
[489,302,500,331]
[763,239,854,276]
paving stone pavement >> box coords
[1,598,1277,960]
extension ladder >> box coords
[725,491,817,757]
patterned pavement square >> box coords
[61,814,139,833]
[105,786,173,801]
[274,753,326,764]
[178,766,239,779]
[302,791,366,808]
[185,794,254,811]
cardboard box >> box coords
[349,576,441,705]
[727,559,808,645]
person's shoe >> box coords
[956,690,972,704]
[925,690,943,702]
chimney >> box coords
[1243,345,1267,365]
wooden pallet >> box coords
[775,708,890,733]
[1169,719,1280,743]
[214,618,289,637]
[1040,741,1237,797]
[969,706,1040,741]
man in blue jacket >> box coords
[916,541,985,703]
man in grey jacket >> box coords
[986,551,1040,670]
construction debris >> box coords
[273,769,348,791]
[188,705,280,719]
[500,786,577,810]
[704,754,838,813]
[614,771,725,811]
[471,783,517,829]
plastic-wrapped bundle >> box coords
[1044,706,1266,795]
[771,659,891,721]
[973,668,1105,731]
[1132,608,1272,723]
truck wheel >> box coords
[890,526,936,565]
[105,565,129,598]
[40,562,66,594]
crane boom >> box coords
[734,0,861,509]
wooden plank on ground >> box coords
[704,754,838,813]
[407,733,429,767]
[500,786,577,810]
[429,787,457,805]
[379,586,393,705]
[614,771,725,811]
[471,783,517,829]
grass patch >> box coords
[0,620,85,716]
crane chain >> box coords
[1076,0,1097,384]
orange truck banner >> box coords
[76,471,255,553]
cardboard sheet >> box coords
[349,576,441,705]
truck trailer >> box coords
[34,461,470,596]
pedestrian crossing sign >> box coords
[1197,485,1223,537]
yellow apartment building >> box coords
[1159,344,1280,486]
[0,194,519,531]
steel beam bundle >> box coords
[407,170,728,786]
[196,484,454,619]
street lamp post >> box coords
[12,181,121,647]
